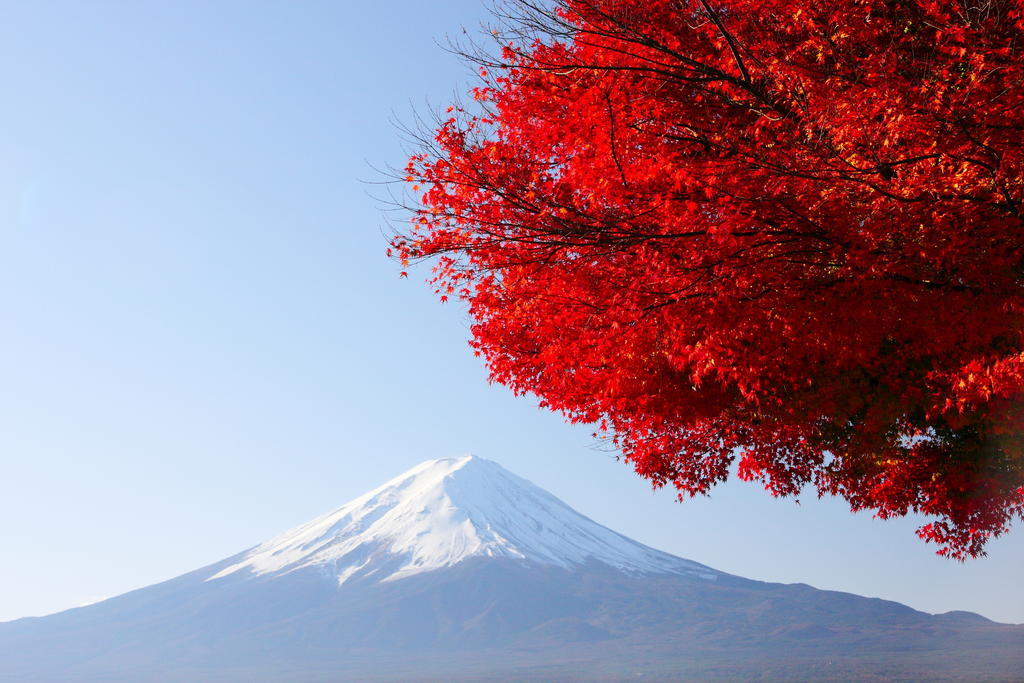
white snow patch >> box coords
[209,456,714,585]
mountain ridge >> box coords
[1,455,1021,681]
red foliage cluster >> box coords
[392,0,1024,557]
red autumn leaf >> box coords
[392,0,1024,559]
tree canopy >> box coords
[391,0,1024,558]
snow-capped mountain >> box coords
[1,456,1021,682]
[210,455,713,584]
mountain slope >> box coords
[209,455,714,584]
[1,456,1021,682]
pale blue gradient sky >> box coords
[0,0,1020,625]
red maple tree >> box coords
[392,0,1024,558]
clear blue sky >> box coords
[0,0,1020,625]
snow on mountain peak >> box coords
[209,455,714,585]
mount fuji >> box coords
[1,456,1021,681]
